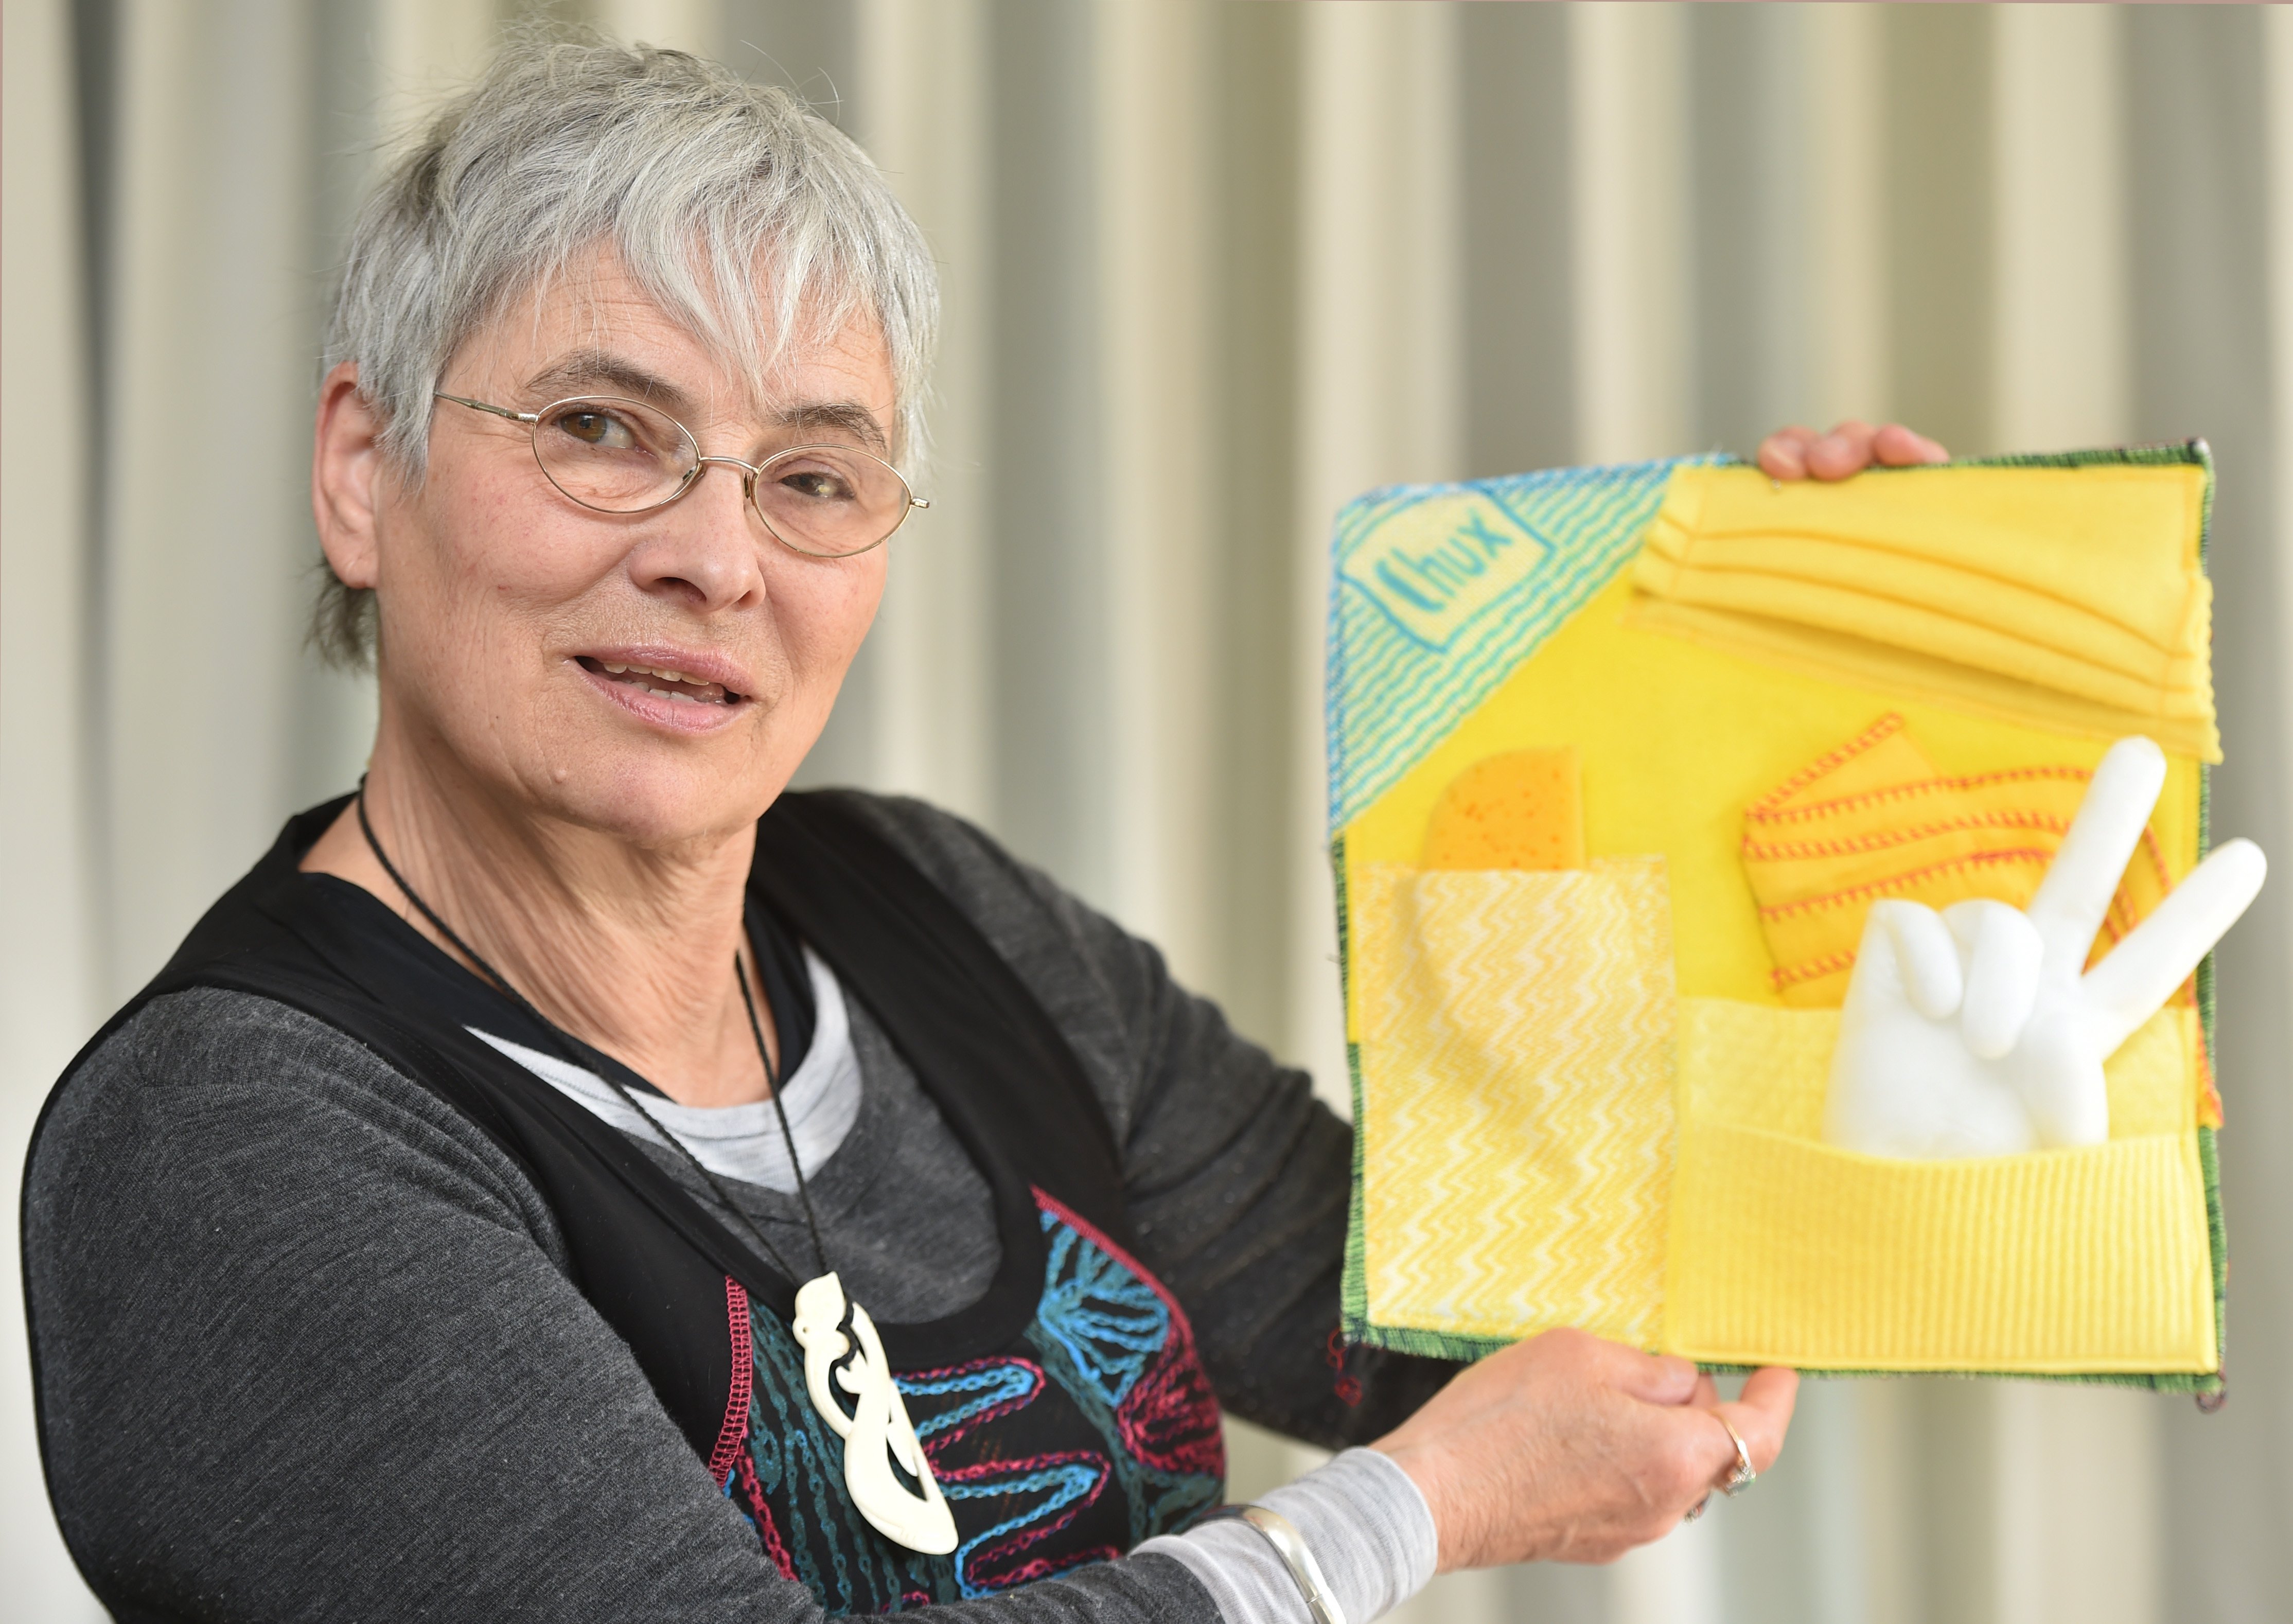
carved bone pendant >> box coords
[790,1272,960,1555]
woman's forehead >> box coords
[482,255,895,436]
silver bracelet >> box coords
[1212,1503,1348,1624]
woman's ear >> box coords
[312,361,388,590]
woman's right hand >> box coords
[1369,1328,1800,1570]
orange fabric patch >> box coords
[1742,714,2174,1007]
[1421,747,1585,872]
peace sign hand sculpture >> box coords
[1822,737,2267,1159]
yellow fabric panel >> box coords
[1675,998,1835,1141]
[1339,572,2205,1020]
[1742,713,2176,1005]
[1421,747,1584,871]
[1629,464,2216,759]
[2107,1005,2202,1138]
[1352,859,1674,1349]
[1665,1123,2216,1372]
[1674,998,2200,1145]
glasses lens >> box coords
[751,447,913,557]
[532,398,697,513]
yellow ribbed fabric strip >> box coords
[1628,464,2218,761]
[1353,859,1675,1349]
[1665,1124,2216,1372]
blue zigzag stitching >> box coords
[898,1361,1043,1443]
[1031,1208,1169,1409]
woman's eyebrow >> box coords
[524,350,698,415]
[776,400,890,453]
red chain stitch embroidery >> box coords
[710,1277,754,1488]
[1326,1328,1363,1406]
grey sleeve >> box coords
[1137,1450,1439,1624]
[835,795,1460,1450]
[22,990,1218,1624]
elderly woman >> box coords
[26,36,1933,1624]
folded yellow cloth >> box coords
[1630,464,2217,761]
[1742,714,2173,1007]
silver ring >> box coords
[1714,1413,1757,1496]
[1682,1492,1712,1524]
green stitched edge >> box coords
[1338,441,2226,1390]
[1337,835,1372,1341]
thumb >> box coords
[1713,1366,1799,1476]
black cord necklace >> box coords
[352,782,957,1554]
[354,784,825,1281]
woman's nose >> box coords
[623,461,766,612]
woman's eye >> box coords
[779,468,855,502]
[560,412,637,450]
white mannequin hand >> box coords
[1822,737,2265,1158]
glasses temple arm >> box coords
[433,392,540,424]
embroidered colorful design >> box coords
[720,1192,1224,1613]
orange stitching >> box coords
[1768,873,2153,978]
[1769,948,1860,991]
[2138,826,2173,893]
[1743,810,2074,862]
[1745,713,1906,813]
[1757,848,2055,921]
[1747,765,2095,826]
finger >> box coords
[1717,1366,1800,1473]
[2026,737,2168,975]
[1872,422,1949,466]
[1807,420,1878,480]
[1877,898,1964,1020]
[2081,838,2267,1054]
[1689,1372,1721,1409]
[1757,426,1818,480]
[1596,1341,1701,1405]
[1944,899,2043,1060]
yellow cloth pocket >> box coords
[1667,1126,2216,1372]
[1351,859,1675,1348]
[1669,997,2213,1371]
[1629,463,2217,761]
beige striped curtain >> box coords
[7,6,2293,1621]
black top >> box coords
[22,790,1456,1622]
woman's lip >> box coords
[573,660,753,734]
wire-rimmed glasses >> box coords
[433,392,928,559]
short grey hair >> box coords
[313,28,939,665]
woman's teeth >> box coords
[593,661,732,703]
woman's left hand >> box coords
[1757,420,1948,482]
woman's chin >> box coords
[513,752,791,854]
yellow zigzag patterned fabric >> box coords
[1352,857,1674,1348]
